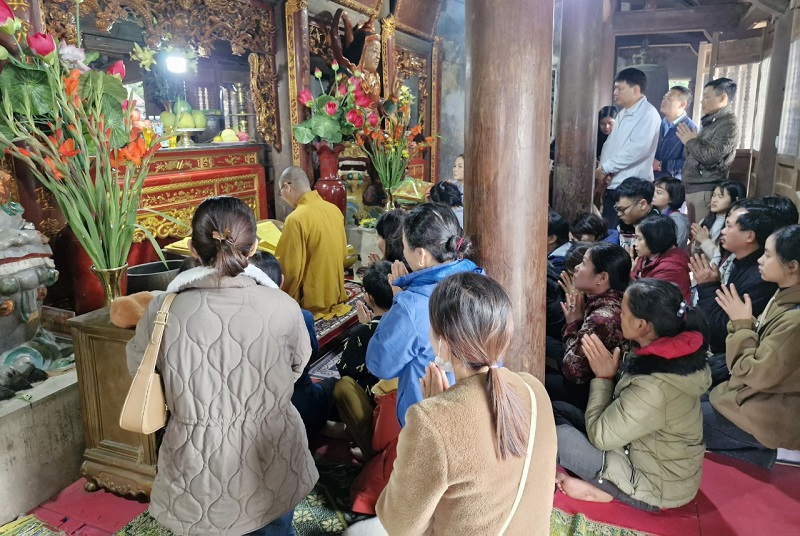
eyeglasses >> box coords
[614,203,635,216]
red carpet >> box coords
[554,453,800,536]
[30,480,147,535]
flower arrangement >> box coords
[0,2,165,272]
[353,86,434,196]
[292,63,378,146]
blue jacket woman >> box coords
[366,204,483,427]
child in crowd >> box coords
[546,242,631,410]
[691,181,746,265]
[369,209,407,267]
[250,251,333,440]
[570,212,620,245]
[631,214,691,301]
[333,261,394,459]
[653,177,689,250]
[704,224,800,468]
[555,278,711,511]
[547,210,572,273]
[429,181,464,228]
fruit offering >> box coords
[213,128,250,143]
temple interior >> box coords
[1,0,800,535]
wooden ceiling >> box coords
[613,0,791,38]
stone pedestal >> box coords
[0,371,84,524]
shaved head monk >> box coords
[274,166,351,320]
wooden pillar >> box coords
[755,11,793,197]
[552,0,606,221]
[599,0,617,106]
[285,0,312,178]
[465,0,553,379]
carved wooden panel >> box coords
[394,47,429,131]
[44,0,281,149]
[393,0,444,41]
[309,17,334,65]
[331,0,384,17]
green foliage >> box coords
[0,64,54,117]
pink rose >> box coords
[107,60,126,79]
[325,101,337,115]
[346,109,364,128]
[0,0,17,34]
[298,88,313,107]
[26,33,56,63]
[355,91,372,109]
[368,113,378,127]
[338,84,347,96]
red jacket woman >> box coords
[631,214,691,301]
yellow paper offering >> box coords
[163,220,283,256]
[256,220,283,252]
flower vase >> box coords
[91,264,128,308]
[384,189,394,211]
[313,142,347,215]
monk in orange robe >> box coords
[274,166,351,320]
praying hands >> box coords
[676,122,698,144]
[582,333,621,380]
[715,283,752,322]
[689,253,720,285]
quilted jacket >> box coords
[126,266,318,535]
[682,106,740,191]
[585,333,711,508]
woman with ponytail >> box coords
[127,196,317,536]
[373,273,557,535]
[554,278,711,511]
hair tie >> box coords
[211,228,231,242]
[456,237,464,252]
[677,300,687,318]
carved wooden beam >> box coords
[750,0,790,16]
[613,4,748,35]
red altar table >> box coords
[129,143,269,265]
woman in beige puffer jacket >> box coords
[127,197,317,535]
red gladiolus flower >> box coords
[368,113,378,127]
[298,88,313,107]
[58,138,80,159]
[0,0,17,34]
[44,156,63,182]
[15,147,31,158]
[63,69,80,97]
[107,60,126,79]
[325,101,337,115]
[26,33,56,63]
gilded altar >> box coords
[130,144,269,263]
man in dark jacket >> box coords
[692,205,778,360]
[654,86,696,181]
[677,78,740,223]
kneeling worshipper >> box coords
[275,166,352,320]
